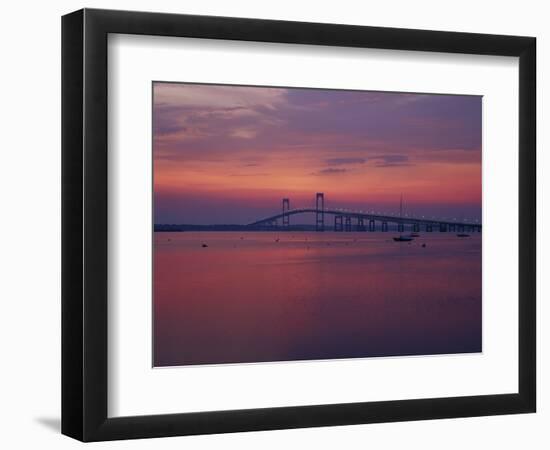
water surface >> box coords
[154,231,481,366]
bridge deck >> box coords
[248,208,481,228]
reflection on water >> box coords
[154,231,481,367]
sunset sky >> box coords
[153,82,482,225]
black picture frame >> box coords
[62,8,536,442]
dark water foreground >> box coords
[154,231,481,367]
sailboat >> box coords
[393,195,414,242]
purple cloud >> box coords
[313,168,348,175]
[325,157,366,165]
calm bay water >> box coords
[154,231,481,367]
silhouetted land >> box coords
[155,224,320,232]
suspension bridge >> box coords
[248,193,481,233]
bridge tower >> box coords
[316,192,325,231]
[282,198,290,228]
[413,223,420,232]
[369,219,375,232]
[381,221,388,232]
[357,217,365,231]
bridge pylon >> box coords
[334,215,343,232]
[344,216,352,232]
[282,198,290,228]
[316,193,324,231]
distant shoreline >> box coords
[155,224,319,232]
[154,224,415,232]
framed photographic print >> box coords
[62,8,536,441]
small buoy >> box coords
[275,238,280,242]
[201,243,208,248]
[422,243,426,248]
